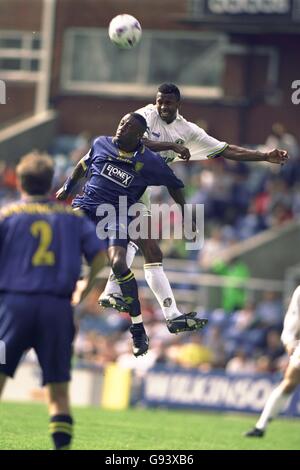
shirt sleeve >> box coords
[80,215,106,264]
[79,146,94,175]
[187,122,228,160]
[141,151,184,189]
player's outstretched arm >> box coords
[221,144,288,164]
[56,158,87,200]
[143,138,191,161]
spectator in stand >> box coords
[225,349,256,375]
[212,256,250,313]
[263,329,285,370]
[262,123,300,185]
[264,123,299,160]
[255,291,283,329]
[198,224,227,270]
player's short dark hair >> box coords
[16,152,54,195]
[130,112,147,131]
[157,83,181,101]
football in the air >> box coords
[108,14,142,50]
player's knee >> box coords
[111,255,127,276]
[143,241,163,263]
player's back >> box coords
[0,200,93,297]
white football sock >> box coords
[144,263,182,320]
[256,382,291,430]
[102,241,138,297]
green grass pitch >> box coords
[0,402,299,450]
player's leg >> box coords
[139,235,181,320]
[108,244,149,356]
[46,382,73,450]
[98,199,207,333]
[99,190,148,310]
[98,241,138,310]
[47,382,70,414]
[137,231,207,333]
[34,296,75,450]
[245,360,300,437]
[0,293,34,397]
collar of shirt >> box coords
[21,196,50,203]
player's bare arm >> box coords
[143,138,191,161]
[221,144,288,164]
[56,158,87,200]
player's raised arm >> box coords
[221,144,289,164]
[56,152,91,200]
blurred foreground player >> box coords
[0,153,106,450]
[245,285,300,437]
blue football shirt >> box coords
[0,200,105,297]
[72,136,184,214]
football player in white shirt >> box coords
[245,285,300,437]
[99,83,288,334]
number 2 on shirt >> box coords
[30,220,55,266]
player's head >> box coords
[156,83,181,124]
[16,151,54,196]
[115,112,147,149]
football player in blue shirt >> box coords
[0,152,106,450]
[57,112,207,358]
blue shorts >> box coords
[0,293,75,386]
[81,208,130,249]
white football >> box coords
[108,14,142,50]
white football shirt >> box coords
[281,286,300,347]
[136,104,228,164]
[281,286,300,369]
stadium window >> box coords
[0,58,22,71]
[61,28,226,98]
[0,37,23,49]
[0,31,41,80]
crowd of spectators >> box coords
[73,284,287,377]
